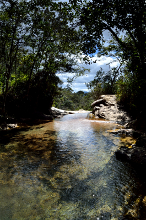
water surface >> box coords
[0,113,146,219]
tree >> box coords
[0,0,29,116]
[86,67,119,99]
[53,87,93,111]
[78,0,146,69]
[71,0,146,119]
[0,0,85,117]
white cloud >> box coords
[57,54,120,92]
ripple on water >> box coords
[0,113,146,219]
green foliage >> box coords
[7,70,62,116]
[0,0,85,117]
[116,73,146,118]
[53,87,94,111]
[78,0,146,59]
[86,68,119,99]
[71,0,146,120]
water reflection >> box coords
[0,113,146,219]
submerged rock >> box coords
[110,128,134,136]
[115,146,133,162]
[115,145,146,168]
[115,135,146,169]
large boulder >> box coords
[91,95,131,124]
[51,107,68,118]
[91,99,106,107]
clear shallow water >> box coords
[0,113,146,219]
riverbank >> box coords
[51,107,90,117]
[90,94,146,170]
[0,107,90,130]
[1,110,144,219]
[1,94,146,172]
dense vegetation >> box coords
[86,67,119,100]
[73,0,146,123]
[54,87,94,111]
[1,0,146,126]
[0,0,86,119]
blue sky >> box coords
[56,0,122,92]
[57,30,120,92]
[57,54,120,92]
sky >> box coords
[57,30,120,92]
[56,0,122,92]
[57,54,120,92]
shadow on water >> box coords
[0,126,30,146]
[0,114,146,219]
[0,119,53,144]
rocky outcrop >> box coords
[51,108,89,117]
[91,95,131,124]
[0,108,61,130]
[116,144,146,167]
[91,98,106,107]
[51,107,68,118]
[0,123,18,130]
[110,128,134,136]
[115,133,146,169]
[90,95,146,170]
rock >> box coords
[7,124,18,129]
[92,96,146,170]
[115,146,132,161]
[115,145,146,167]
[51,107,68,118]
[94,111,98,117]
[125,119,138,129]
[0,124,8,130]
[67,111,74,114]
[107,101,115,106]
[91,95,131,124]
[98,112,106,119]
[91,99,106,107]
[0,123,18,130]
[94,106,100,111]
[110,128,133,136]
[117,114,127,121]
[87,112,95,119]
[93,106,100,114]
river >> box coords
[0,113,146,219]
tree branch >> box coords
[102,21,125,48]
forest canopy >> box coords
[0,0,86,117]
[1,0,146,123]
[71,0,146,120]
